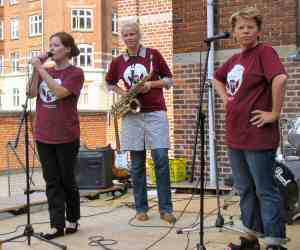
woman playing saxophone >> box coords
[106,21,176,223]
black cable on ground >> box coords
[88,235,118,250]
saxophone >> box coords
[110,56,153,118]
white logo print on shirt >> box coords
[226,64,244,96]
[123,63,148,88]
[39,78,61,104]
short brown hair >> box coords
[50,32,80,59]
[230,7,263,31]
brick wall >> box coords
[173,0,297,53]
[118,0,299,182]
[0,112,108,171]
[114,0,174,156]
[172,0,298,181]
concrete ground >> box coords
[0,191,299,250]
[0,172,299,250]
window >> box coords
[0,89,3,108]
[11,18,19,39]
[0,0,4,7]
[71,9,93,31]
[112,48,119,58]
[0,55,4,73]
[11,52,20,72]
[0,20,3,40]
[79,85,89,105]
[112,9,118,34]
[10,0,17,5]
[73,44,93,68]
[29,15,42,36]
[13,88,20,107]
[28,50,40,72]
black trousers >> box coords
[36,139,80,229]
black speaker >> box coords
[75,145,113,189]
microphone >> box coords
[204,32,230,43]
[38,51,54,62]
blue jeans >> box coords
[130,148,173,213]
[228,148,286,246]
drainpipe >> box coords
[289,0,300,61]
[297,0,300,47]
[41,0,44,51]
[207,0,217,187]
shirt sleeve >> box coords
[214,59,231,84]
[259,45,287,82]
[152,49,172,78]
[106,58,120,85]
[62,67,84,97]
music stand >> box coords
[0,68,67,249]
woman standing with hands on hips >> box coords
[27,32,84,240]
[213,7,288,250]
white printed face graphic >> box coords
[226,64,244,96]
[39,79,61,103]
[123,63,148,88]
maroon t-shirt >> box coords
[35,65,84,144]
[214,43,287,150]
[106,46,172,112]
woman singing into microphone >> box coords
[27,32,84,240]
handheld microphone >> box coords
[46,51,54,58]
[38,51,54,62]
[204,32,230,43]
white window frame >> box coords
[79,85,89,105]
[12,88,20,107]
[11,52,20,72]
[10,0,17,5]
[0,55,4,73]
[11,17,19,39]
[0,20,4,40]
[28,50,40,73]
[0,89,3,109]
[29,15,42,37]
[73,44,93,68]
[71,9,93,32]
[112,9,118,34]
[112,48,119,58]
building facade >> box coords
[117,0,299,182]
[0,0,118,170]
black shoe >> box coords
[266,246,287,250]
[226,237,260,250]
[42,227,64,240]
[65,222,79,234]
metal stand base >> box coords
[1,224,67,250]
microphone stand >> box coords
[178,39,233,250]
[187,39,212,250]
[0,67,67,250]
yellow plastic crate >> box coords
[147,158,187,183]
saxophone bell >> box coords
[129,98,141,113]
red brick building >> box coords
[0,0,118,171]
[1,0,298,185]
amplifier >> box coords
[75,145,113,189]
[274,159,300,224]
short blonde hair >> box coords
[230,7,263,31]
[120,21,142,37]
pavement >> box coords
[0,172,299,250]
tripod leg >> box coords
[32,233,67,250]
[0,233,27,244]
